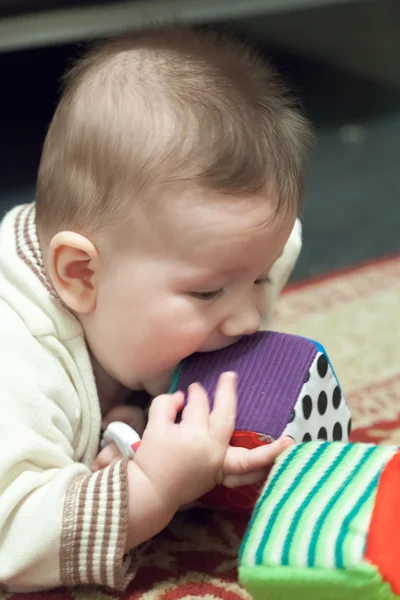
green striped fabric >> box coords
[240,442,397,572]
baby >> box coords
[0,27,310,592]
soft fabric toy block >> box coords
[170,331,351,511]
[239,441,400,600]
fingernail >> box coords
[223,371,237,380]
[281,436,295,448]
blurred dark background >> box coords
[1,0,399,281]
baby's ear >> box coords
[48,231,99,313]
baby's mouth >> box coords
[197,336,241,353]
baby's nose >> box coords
[219,306,261,338]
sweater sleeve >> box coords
[261,218,302,329]
[0,302,138,592]
[60,459,138,589]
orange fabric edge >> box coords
[365,449,400,595]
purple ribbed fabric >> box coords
[176,331,317,439]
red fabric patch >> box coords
[365,450,400,594]
[197,430,273,512]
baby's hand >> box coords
[124,373,293,550]
[219,435,294,488]
[131,372,239,510]
[132,372,291,508]
[102,404,147,436]
[93,441,123,471]
[95,379,292,486]
[93,405,146,471]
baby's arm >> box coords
[124,374,242,549]
[0,304,288,593]
[0,306,135,592]
[96,375,246,548]
[97,377,293,546]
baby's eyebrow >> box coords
[184,246,286,282]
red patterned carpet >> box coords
[2,257,400,600]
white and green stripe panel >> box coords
[240,442,397,571]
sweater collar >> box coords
[15,203,58,300]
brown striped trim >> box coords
[71,473,91,584]
[14,205,58,299]
[114,459,135,589]
[60,474,86,585]
[86,469,104,585]
[99,466,113,583]
[61,460,135,590]
[24,204,42,267]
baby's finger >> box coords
[181,383,210,427]
[222,437,294,474]
[148,391,185,428]
[222,468,267,488]
[92,442,122,471]
[209,372,237,443]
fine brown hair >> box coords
[36,26,311,243]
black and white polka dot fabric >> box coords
[282,351,351,443]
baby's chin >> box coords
[141,369,176,397]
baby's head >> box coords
[36,27,311,394]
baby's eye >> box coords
[190,289,222,300]
[255,277,271,285]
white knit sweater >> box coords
[0,205,137,592]
[0,203,301,593]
